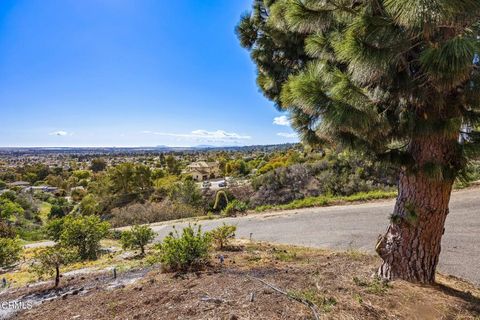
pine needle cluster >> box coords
[237,0,480,173]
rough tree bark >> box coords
[376,131,459,284]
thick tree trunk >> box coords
[376,132,458,284]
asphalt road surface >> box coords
[26,188,479,285]
[149,187,480,286]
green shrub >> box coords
[16,226,45,242]
[0,221,16,238]
[120,225,156,255]
[222,200,247,216]
[48,197,73,219]
[251,152,397,207]
[0,191,16,202]
[0,237,22,269]
[0,199,24,220]
[60,215,110,260]
[209,223,236,250]
[158,224,211,272]
[45,218,65,242]
[78,194,100,215]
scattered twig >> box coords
[200,295,226,304]
[247,275,321,320]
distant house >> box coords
[185,161,221,181]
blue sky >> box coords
[0,0,297,147]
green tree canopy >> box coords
[31,245,77,287]
[90,158,107,172]
[165,155,182,175]
[238,0,480,158]
[78,194,100,215]
[0,237,22,269]
[120,225,156,255]
[59,215,110,260]
[108,163,154,204]
[0,199,24,220]
[168,179,203,208]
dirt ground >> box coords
[8,241,480,320]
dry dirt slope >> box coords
[13,242,480,320]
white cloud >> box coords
[49,130,68,136]
[142,129,251,142]
[277,132,297,138]
[273,115,290,126]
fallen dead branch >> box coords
[247,275,321,320]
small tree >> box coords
[31,246,77,287]
[158,224,211,272]
[168,179,203,207]
[90,158,107,173]
[165,155,181,175]
[209,224,236,250]
[120,225,156,255]
[60,215,110,260]
[0,238,22,269]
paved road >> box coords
[150,187,480,286]
[25,188,479,285]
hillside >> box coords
[5,241,480,320]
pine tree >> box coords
[237,0,480,283]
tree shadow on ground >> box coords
[435,283,480,313]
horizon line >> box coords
[0,143,298,149]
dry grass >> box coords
[8,241,480,320]
[1,240,152,288]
